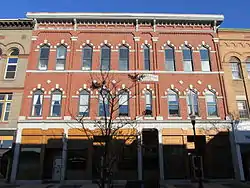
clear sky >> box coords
[1,0,247,28]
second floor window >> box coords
[56,45,67,70]
[237,100,249,119]
[144,45,150,70]
[79,90,90,117]
[182,46,193,72]
[187,90,199,116]
[5,48,19,79]
[200,47,211,71]
[31,90,44,117]
[119,90,129,116]
[145,90,152,116]
[50,90,62,117]
[99,90,110,116]
[100,45,110,71]
[205,91,217,116]
[230,57,241,79]
[165,46,175,71]
[168,90,179,117]
[38,45,50,70]
[82,45,92,70]
[0,93,12,121]
[119,46,129,71]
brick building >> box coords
[10,13,234,184]
[219,29,250,181]
[0,19,33,179]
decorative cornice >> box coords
[0,19,34,30]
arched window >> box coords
[119,46,129,71]
[165,46,175,71]
[99,89,110,116]
[119,90,129,116]
[5,48,19,79]
[145,90,152,116]
[168,90,179,117]
[100,45,110,71]
[230,56,241,79]
[144,45,150,70]
[50,90,62,117]
[246,57,250,79]
[205,91,217,116]
[38,44,50,70]
[200,46,211,71]
[79,90,90,116]
[182,45,193,72]
[31,90,44,117]
[82,45,92,70]
[56,45,67,70]
[187,90,199,116]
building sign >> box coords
[141,74,159,82]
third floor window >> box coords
[144,45,150,70]
[230,56,241,79]
[100,45,110,71]
[0,93,12,121]
[82,45,92,70]
[38,45,50,70]
[119,46,129,71]
[200,46,211,72]
[237,100,249,119]
[145,90,152,116]
[165,46,175,71]
[56,45,67,70]
[31,90,43,117]
[187,90,199,116]
[182,46,193,72]
[5,48,19,79]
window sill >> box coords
[144,116,155,120]
[27,117,43,120]
[82,67,91,71]
[168,117,182,120]
[3,78,15,81]
[77,116,91,120]
[187,116,202,120]
[96,117,110,120]
[206,117,221,120]
[116,116,131,120]
[232,78,242,81]
[46,117,62,120]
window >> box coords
[1,140,13,148]
[237,100,249,118]
[100,45,110,71]
[144,45,150,70]
[182,46,193,72]
[230,57,241,79]
[168,90,179,117]
[0,93,12,121]
[246,57,250,79]
[145,90,152,116]
[50,90,62,117]
[38,45,50,70]
[119,46,129,71]
[56,45,67,70]
[79,90,90,117]
[119,90,129,116]
[165,46,175,71]
[200,47,211,71]
[187,90,199,116]
[205,91,217,116]
[82,45,92,70]
[99,90,110,116]
[5,48,19,79]
[31,90,43,117]
[0,48,2,59]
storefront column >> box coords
[158,129,164,180]
[10,127,22,183]
[61,128,68,182]
[236,144,245,181]
[137,133,142,180]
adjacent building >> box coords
[0,19,33,179]
[219,29,250,181]
[10,13,234,184]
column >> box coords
[236,144,245,181]
[61,128,68,182]
[10,127,22,183]
[158,129,164,181]
[137,133,142,180]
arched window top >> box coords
[101,45,110,50]
[229,56,240,63]
[165,45,174,50]
[83,45,92,49]
[57,45,67,57]
[168,89,178,95]
[200,46,209,50]
[9,48,19,56]
[205,90,216,95]
[80,89,89,95]
[143,44,150,49]
[246,57,250,63]
[41,44,50,49]
[34,89,44,95]
[119,45,128,50]
[182,45,192,50]
[52,89,62,95]
[187,89,198,95]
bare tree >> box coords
[69,71,145,188]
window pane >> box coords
[201,61,211,71]
[183,61,193,72]
[5,72,15,79]
[101,47,110,59]
[144,46,150,70]
[119,60,128,71]
[10,48,19,56]
[7,65,17,71]
[38,60,48,70]
[83,47,92,59]
[79,106,89,115]
[57,46,67,59]
[4,103,11,121]
[165,48,174,60]
[119,93,128,105]
[2,140,12,148]
[165,60,175,71]
[101,60,110,70]
[40,47,50,59]
[183,48,192,60]
[119,47,129,71]
[145,93,151,105]
[169,105,179,116]
[208,106,217,116]
[0,103,3,120]
[80,94,89,105]
[119,105,128,116]
[82,59,91,70]
[200,48,209,61]
[168,94,177,102]
[119,47,128,59]
[8,58,18,64]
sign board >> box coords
[186,142,195,149]
[141,74,159,82]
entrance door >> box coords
[52,157,62,181]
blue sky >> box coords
[1,0,246,28]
